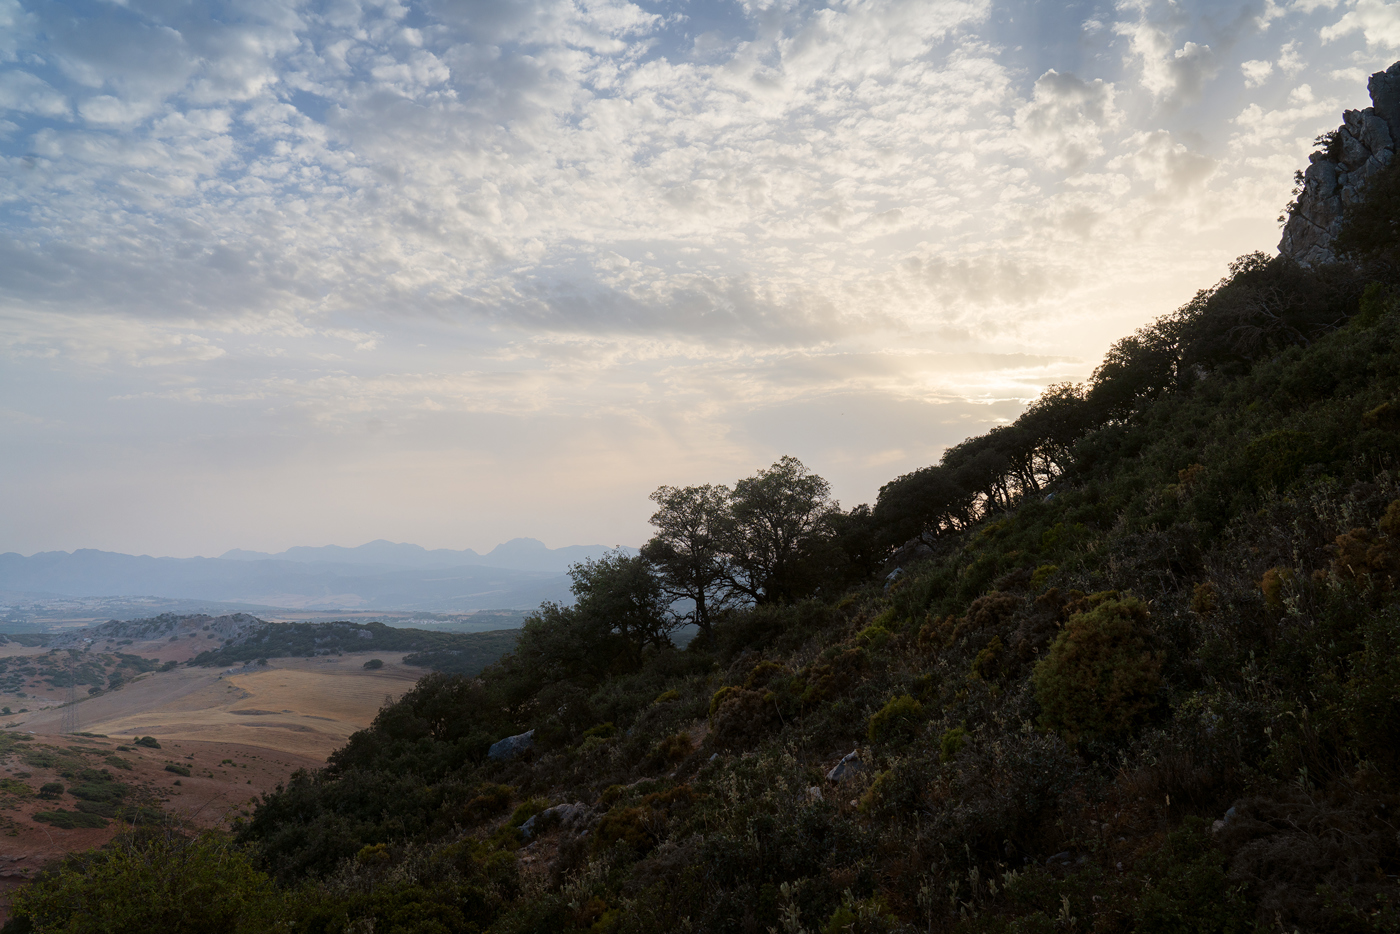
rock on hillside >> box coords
[1280,61,1400,265]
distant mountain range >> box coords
[219,538,620,573]
[0,539,632,614]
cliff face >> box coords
[1279,61,1400,265]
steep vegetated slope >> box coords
[10,77,1400,934]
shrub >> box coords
[710,688,780,750]
[708,686,737,720]
[800,647,868,704]
[969,635,1005,680]
[1246,429,1317,491]
[1133,818,1251,934]
[1032,596,1163,745]
[1259,567,1295,611]
[743,660,789,689]
[854,623,891,649]
[69,773,126,803]
[363,659,384,670]
[134,736,161,748]
[649,733,694,768]
[1331,500,1400,587]
[1191,581,1219,615]
[10,830,280,933]
[0,778,32,797]
[463,784,514,822]
[33,809,107,829]
[508,798,548,829]
[38,782,63,799]
[819,893,899,934]
[593,806,653,854]
[940,726,968,762]
[165,764,192,777]
[867,694,923,745]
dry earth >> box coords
[15,654,421,759]
[0,630,431,922]
[0,732,324,921]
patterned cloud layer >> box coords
[2,0,1397,555]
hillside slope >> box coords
[9,71,1400,934]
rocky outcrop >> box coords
[826,749,864,781]
[520,802,591,840]
[1279,62,1400,266]
[487,728,534,760]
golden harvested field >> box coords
[13,654,423,760]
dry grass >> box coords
[16,654,421,760]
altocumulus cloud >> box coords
[1,0,1399,556]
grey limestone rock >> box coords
[1280,61,1400,267]
[487,728,535,761]
[520,802,589,840]
[826,749,864,782]
[1369,62,1400,125]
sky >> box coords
[2,0,1399,558]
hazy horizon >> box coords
[5,536,627,563]
[5,0,1400,557]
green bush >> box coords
[1032,596,1162,745]
[708,685,737,719]
[38,782,63,799]
[854,623,892,649]
[649,732,693,767]
[33,809,107,829]
[867,694,923,744]
[939,726,968,762]
[1133,818,1252,934]
[463,784,514,822]
[10,830,280,933]
[134,736,161,748]
[164,764,192,777]
[593,806,652,854]
[363,658,384,670]
[0,778,32,797]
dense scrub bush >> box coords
[8,830,279,933]
[710,688,781,751]
[866,694,923,745]
[31,809,107,830]
[1032,596,1163,745]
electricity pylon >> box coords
[60,676,78,735]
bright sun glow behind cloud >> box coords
[2,0,1399,556]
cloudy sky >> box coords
[2,0,1397,558]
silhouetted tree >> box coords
[874,465,973,548]
[1013,381,1091,479]
[503,551,673,695]
[641,484,732,646]
[1085,317,1183,423]
[943,434,1014,514]
[720,456,838,604]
